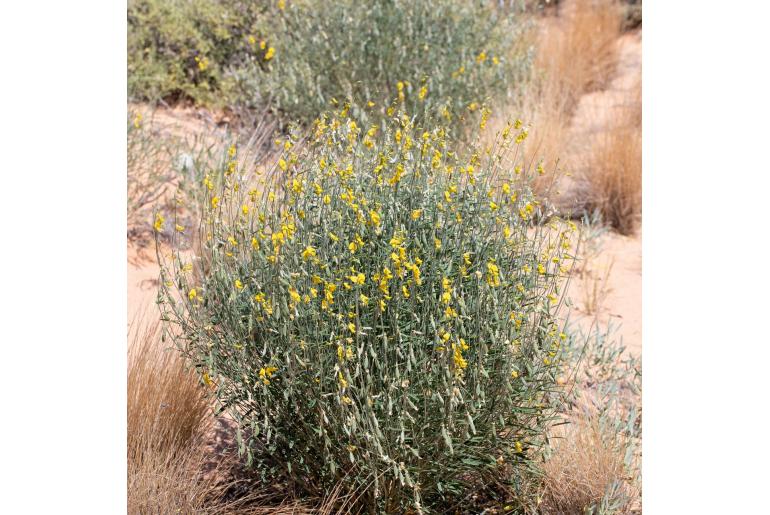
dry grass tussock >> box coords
[540,415,639,514]
[127,322,355,514]
[508,0,624,168]
[127,321,216,513]
[581,80,641,235]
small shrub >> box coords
[127,109,176,237]
[540,323,642,514]
[158,106,577,512]
[127,0,267,106]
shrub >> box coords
[540,323,642,513]
[247,0,532,129]
[127,109,175,237]
[158,106,577,512]
[127,0,267,106]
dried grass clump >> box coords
[535,0,623,112]
[582,81,641,235]
[488,0,624,189]
[127,322,216,513]
[540,416,638,514]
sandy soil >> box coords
[564,30,642,358]
[566,229,641,357]
[128,243,161,328]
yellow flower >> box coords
[476,51,487,63]
[264,47,275,61]
[323,194,331,205]
[347,322,356,334]
[211,196,220,209]
[418,85,428,100]
[153,213,164,232]
[411,209,422,220]
[349,272,366,285]
[248,35,256,46]
[511,370,519,379]
[329,231,339,242]
[188,288,198,301]
[288,286,301,304]
[277,0,285,10]
[359,294,369,305]
[514,441,523,453]
[133,113,142,129]
[434,238,442,250]
[453,345,467,369]
[338,371,348,389]
[278,158,287,171]
[302,246,317,261]
[195,56,209,71]
[292,179,303,194]
[259,366,278,385]
[228,235,238,246]
[486,261,501,287]
[369,210,381,226]
[234,279,244,290]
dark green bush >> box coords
[127,0,268,106]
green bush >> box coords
[244,0,532,128]
[127,0,268,105]
[128,0,532,132]
[158,107,575,512]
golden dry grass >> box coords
[581,80,642,235]
[510,0,624,168]
[540,416,639,514]
[127,322,217,513]
[127,322,352,514]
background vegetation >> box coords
[128,0,532,130]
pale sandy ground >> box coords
[128,244,161,328]
[566,229,642,357]
[564,30,642,358]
